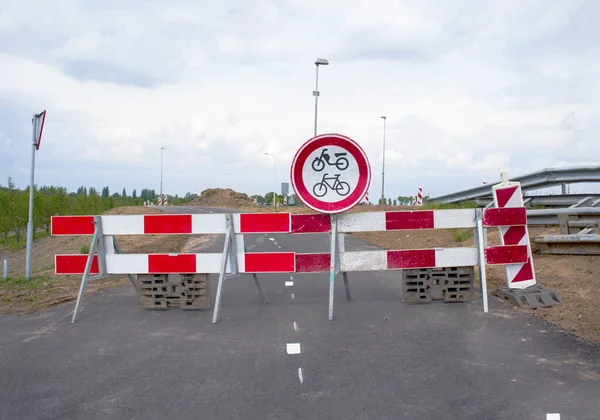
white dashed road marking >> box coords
[293,322,298,331]
[287,343,301,354]
[285,281,294,286]
[291,293,295,299]
[298,367,304,384]
[547,414,560,420]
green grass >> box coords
[79,245,89,254]
[1,275,56,291]
[0,230,49,252]
[452,229,472,243]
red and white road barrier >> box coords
[157,196,162,206]
[164,195,168,206]
[52,207,528,275]
[492,174,536,289]
[416,187,423,206]
[53,178,535,323]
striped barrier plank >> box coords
[55,245,528,275]
[51,208,526,236]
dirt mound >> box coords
[190,188,256,208]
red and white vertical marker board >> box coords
[291,133,371,214]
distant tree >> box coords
[101,186,109,198]
[393,199,397,206]
[7,177,15,190]
[132,189,137,199]
[122,188,127,197]
[387,198,392,206]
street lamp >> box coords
[381,116,386,205]
[160,147,165,198]
[313,58,329,136]
[264,152,277,206]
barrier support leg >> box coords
[342,272,352,301]
[252,274,269,304]
[337,232,351,301]
[475,208,489,313]
[328,214,338,321]
[72,218,100,323]
[212,215,233,324]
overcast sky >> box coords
[1,0,599,200]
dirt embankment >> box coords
[190,188,256,208]
[0,206,190,315]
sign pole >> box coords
[25,111,46,279]
[25,117,37,279]
[328,214,338,320]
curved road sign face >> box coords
[290,133,371,214]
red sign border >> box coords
[35,110,47,150]
[290,133,371,214]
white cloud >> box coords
[0,0,598,200]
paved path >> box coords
[0,205,598,419]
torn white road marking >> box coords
[293,322,298,331]
[269,237,275,241]
[298,367,304,384]
[285,281,294,286]
[287,343,301,354]
[547,414,560,420]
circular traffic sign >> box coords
[290,133,371,214]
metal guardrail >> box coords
[527,207,600,225]
[476,194,600,208]
[431,165,600,204]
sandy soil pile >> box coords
[190,188,256,208]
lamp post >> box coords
[160,147,165,199]
[313,58,329,136]
[264,152,276,206]
[380,116,386,205]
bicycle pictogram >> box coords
[312,173,351,197]
[312,148,349,172]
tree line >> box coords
[0,178,197,250]
[376,195,431,206]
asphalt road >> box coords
[1,205,599,420]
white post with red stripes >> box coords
[416,187,423,206]
[492,173,537,290]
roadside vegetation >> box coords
[0,177,198,252]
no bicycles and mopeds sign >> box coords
[290,133,371,214]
